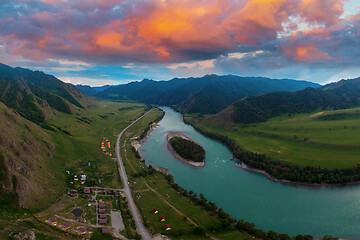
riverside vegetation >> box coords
[169,136,205,163]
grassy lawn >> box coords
[35,102,147,211]
[187,107,360,169]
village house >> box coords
[76,227,87,234]
[46,218,57,226]
[60,222,71,230]
[164,225,171,231]
[152,209,158,214]
[160,217,166,222]
[102,228,110,234]
[84,187,91,194]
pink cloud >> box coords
[0,0,352,64]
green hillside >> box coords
[0,63,87,123]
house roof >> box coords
[160,217,165,221]
[84,187,90,194]
[98,209,106,214]
[99,219,107,224]
[61,222,71,229]
[164,225,171,230]
[102,228,111,234]
[99,214,107,219]
[152,209,158,213]
[99,204,106,209]
[76,227,87,234]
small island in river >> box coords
[167,132,205,167]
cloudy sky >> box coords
[0,0,359,86]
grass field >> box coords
[187,107,360,169]
[120,108,260,240]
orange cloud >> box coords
[284,45,331,62]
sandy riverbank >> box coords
[166,132,205,167]
[131,122,159,151]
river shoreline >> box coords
[233,160,360,188]
[166,132,205,167]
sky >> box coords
[0,0,360,86]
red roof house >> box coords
[164,225,171,231]
[152,209,158,214]
[160,217,166,222]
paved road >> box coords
[116,109,153,240]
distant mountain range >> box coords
[76,84,111,96]
[0,63,86,123]
[206,77,360,124]
[90,75,320,114]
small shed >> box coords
[164,225,171,231]
[160,217,165,222]
[152,209,158,214]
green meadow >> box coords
[187,107,360,169]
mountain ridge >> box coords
[205,77,360,125]
[94,74,320,114]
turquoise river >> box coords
[139,107,360,239]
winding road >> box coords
[116,109,153,240]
